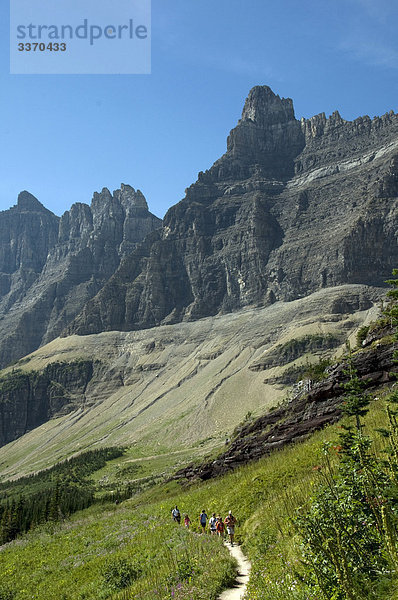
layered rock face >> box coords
[0,360,95,447]
[0,192,59,304]
[67,86,398,336]
[0,185,161,366]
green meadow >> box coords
[1,387,397,600]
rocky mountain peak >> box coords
[17,191,48,212]
[115,183,149,210]
[65,86,398,339]
[2,85,398,369]
[240,85,296,126]
[91,187,113,208]
[300,110,346,140]
[216,85,304,181]
[328,110,344,126]
[0,184,162,367]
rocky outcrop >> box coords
[67,86,398,336]
[248,333,342,371]
[0,360,96,446]
[212,85,305,181]
[175,341,398,481]
[0,192,59,305]
[0,185,161,367]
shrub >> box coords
[0,586,16,600]
[356,325,370,347]
[102,557,142,591]
[295,353,398,600]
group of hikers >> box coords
[171,506,238,545]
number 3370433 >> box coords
[18,43,66,51]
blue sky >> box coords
[1,0,398,218]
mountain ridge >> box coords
[65,86,398,336]
[0,184,161,367]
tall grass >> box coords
[0,393,396,600]
[0,500,235,599]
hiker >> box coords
[209,512,217,535]
[216,516,225,538]
[171,505,181,524]
[184,514,191,528]
[224,510,237,546]
[199,509,208,532]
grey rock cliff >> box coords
[0,192,59,304]
[67,86,398,336]
[0,360,95,446]
[0,184,161,366]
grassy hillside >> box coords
[0,283,393,599]
[1,385,396,600]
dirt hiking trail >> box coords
[218,542,252,600]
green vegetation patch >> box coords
[0,359,96,404]
[274,333,341,362]
[0,447,125,544]
[0,370,31,397]
[251,333,341,371]
[1,394,397,600]
[268,357,333,385]
[0,504,236,600]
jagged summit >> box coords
[0,185,162,367]
[66,86,398,337]
[115,183,149,210]
[240,85,296,126]
[210,85,305,181]
[90,184,149,212]
[16,190,49,212]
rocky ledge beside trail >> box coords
[175,339,397,482]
